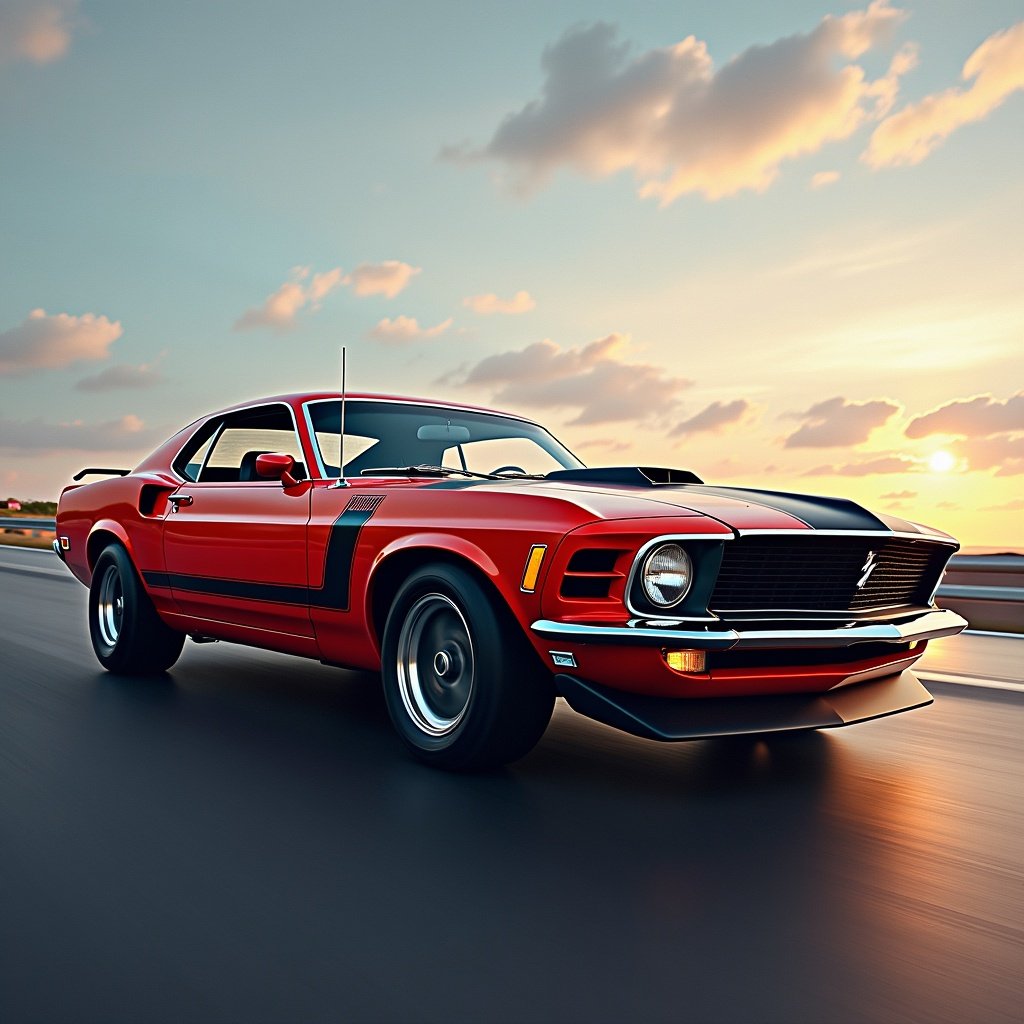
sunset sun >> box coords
[928,450,956,473]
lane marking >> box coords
[918,671,1024,694]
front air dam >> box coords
[555,669,933,741]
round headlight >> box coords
[641,543,693,608]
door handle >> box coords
[169,494,193,511]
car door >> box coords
[161,402,315,646]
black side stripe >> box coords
[143,496,382,611]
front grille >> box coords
[709,536,951,614]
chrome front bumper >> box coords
[531,607,968,650]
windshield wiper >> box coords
[360,465,496,479]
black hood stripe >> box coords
[681,486,890,533]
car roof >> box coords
[212,392,541,425]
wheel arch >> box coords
[366,536,524,652]
[87,520,133,573]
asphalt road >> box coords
[1,547,1022,1024]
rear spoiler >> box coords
[72,467,130,481]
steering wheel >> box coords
[490,465,527,476]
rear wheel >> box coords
[381,563,554,770]
[89,544,184,674]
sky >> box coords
[1,0,1022,548]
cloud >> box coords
[234,266,343,332]
[982,498,1024,512]
[880,489,916,499]
[367,316,453,343]
[462,290,536,315]
[936,500,959,510]
[75,362,163,392]
[445,3,914,203]
[865,21,1024,167]
[905,392,1024,438]
[810,170,841,188]
[784,395,900,447]
[0,309,122,375]
[574,437,632,453]
[670,399,750,437]
[458,332,691,425]
[949,435,1024,476]
[0,413,158,453]
[0,1,77,65]
[803,455,917,476]
[343,261,421,298]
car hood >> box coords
[489,472,946,538]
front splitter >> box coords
[555,669,933,742]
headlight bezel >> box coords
[624,535,727,619]
[640,541,693,609]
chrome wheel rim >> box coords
[396,593,475,737]
[97,564,124,647]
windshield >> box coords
[304,400,584,479]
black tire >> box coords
[381,563,555,770]
[89,543,185,674]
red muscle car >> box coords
[54,392,967,769]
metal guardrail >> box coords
[938,554,1023,633]
[0,517,58,531]
[2,518,1021,631]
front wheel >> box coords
[89,544,184,674]
[381,564,554,770]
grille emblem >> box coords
[856,550,879,590]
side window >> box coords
[183,432,216,482]
[173,419,222,482]
[199,406,306,483]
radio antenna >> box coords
[334,345,349,488]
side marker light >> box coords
[521,544,547,592]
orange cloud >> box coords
[447,3,914,203]
[0,309,122,375]
[865,21,1024,167]
[234,266,343,332]
[905,392,1024,438]
[670,399,750,437]
[810,170,841,188]
[367,316,453,343]
[0,413,157,452]
[76,362,163,392]
[343,261,421,298]
[0,1,76,65]
[803,455,918,476]
[950,435,1024,476]
[784,396,900,447]
[458,333,691,425]
[574,437,632,453]
[463,290,536,315]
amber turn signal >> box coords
[665,649,706,673]
[521,544,547,592]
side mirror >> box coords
[255,452,299,487]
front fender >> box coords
[365,532,516,642]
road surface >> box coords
[1,546,1022,1023]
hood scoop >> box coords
[546,466,704,487]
